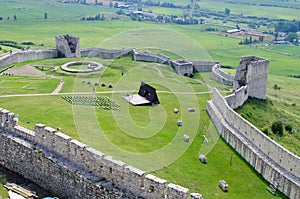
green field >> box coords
[0,0,299,198]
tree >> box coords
[259,36,264,43]
[272,121,283,136]
[13,15,17,21]
[285,32,298,43]
[285,124,293,133]
[44,12,48,20]
[224,8,230,16]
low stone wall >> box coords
[211,64,234,86]
[0,49,58,68]
[132,49,170,64]
[0,108,202,199]
[61,61,103,73]
[206,89,300,199]
[81,48,133,59]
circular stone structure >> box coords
[61,61,103,73]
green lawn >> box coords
[0,0,299,198]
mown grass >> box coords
[0,56,288,198]
[0,1,299,198]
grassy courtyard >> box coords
[0,0,299,198]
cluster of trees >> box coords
[81,13,105,21]
[0,13,48,21]
[275,21,300,33]
[262,121,294,137]
[0,40,22,49]
[127,11,199,25]
[0,15,17,21]
[238,36,264,45]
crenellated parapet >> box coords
[0,107,203,198]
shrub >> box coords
[273,84,281,90]
[21,41,34,45]
[285,124,293,133]
[272,121,283,136]
[261,126,269,135]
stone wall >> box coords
[191,61,219,72]
[132,49,170,64]
[224,86,248,109]
[206,89,300,199]
[233,56,269,99]
[211,64,234,86]
[55,34,81,58]
[171,60,194,77]
[81,48,133,59]
[0,108,202,199]
[0,49,58,68]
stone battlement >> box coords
[0,108,202,199]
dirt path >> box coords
[52,80,64,94]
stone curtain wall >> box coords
[206,89,300,199]
[211,64,234,86]
[171,60,194,77]
[0,49,58,68]
[81,48,133,59]
[0,108,202,199]
[132,49,170,64]
[191,61,219,72]
[224,86,248,109]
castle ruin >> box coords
[207,56,300,199]
[0,36,299,199]
[55,34,81,58]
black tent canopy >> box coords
[138,82,160,104]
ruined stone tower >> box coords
[233,56,269,99]
[55,34,81,58]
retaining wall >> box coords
[211,64,234,86]
[206,89,300,199]
[0,108,202,199]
